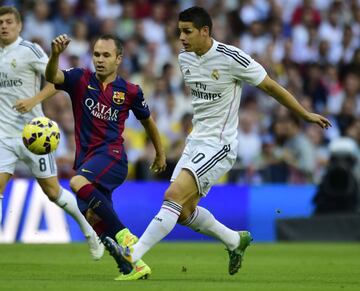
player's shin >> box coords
[182,206,240,250]
[131,200,182,262]
[77,184,125,238]
[55,188,94,236]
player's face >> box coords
[0,13,21,46]
[93,39,121,79]
[178,21,209,54]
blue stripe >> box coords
[196,145,230,177]
[19,41,44,59]
[217,46,250,68]
[49,153,56,175]
[217,44,251,65]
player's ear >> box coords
[18,21,22,33]
[116,54,122,65]
[200,26,210,37]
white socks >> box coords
[55,188,93,237]
[132,200,182,262]
[183,206,240,250]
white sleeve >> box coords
[27,43,49,76]
[230,50,267,86]
[178,53,185,78]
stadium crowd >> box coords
[7,0,360,184]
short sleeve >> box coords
[230,50,267,86]
[27,43,49,76]
[131,86,151,120]
[54,67,84,95]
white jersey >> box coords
[178,39,267,144]
[0,37,46,138]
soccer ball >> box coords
[22,117,60,155]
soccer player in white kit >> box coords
[106,6,332,278]
[0,6,104,260]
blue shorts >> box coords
[75,152,128,212]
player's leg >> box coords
[0,138,19,224]
[71,153,150,278]
[0,173,12,223]
[176,142,251,275]
[69,154,136,244]
[127,169,199,263]
[105,169,199,280]
[70,174,126,239]
[19,138,104,260]
[36,175,104,260]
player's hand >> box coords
[13,97,37,114]
[150,153,167,173]
[304,113,332,129]
[51,34,71,56]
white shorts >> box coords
[171,139,237,196]
[0,137,57,178]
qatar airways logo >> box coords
[85,98,119,121]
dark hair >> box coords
[97,34,123,56]
[0,6,21,23]
[179,6,212,35]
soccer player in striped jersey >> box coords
[0,6,104,260]
[45,33,166,280]
[114,6,332,279]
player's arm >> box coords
[45,34,71,85]
[140,116,167,173]
[257,75,331,129]
[13,83,57,114]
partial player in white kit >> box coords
[0,6,103,259]
[103,6,332,279]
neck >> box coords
[96,72,117,86]
[0,38,16,48]
[195,38,213,56]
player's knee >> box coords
[164,186,183,205]
[70,175,89,193]
[0,183,6,194]
[38,179,60,202]
[0,174,12,193]
[178,207,193,222]
[42,185,59,202]
[0,180,6,193]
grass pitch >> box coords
[0,242,359,291]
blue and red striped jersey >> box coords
[55,68,150,169]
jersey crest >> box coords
[211,69,219,80]
[11,59,17,69]
[113,91,125,105]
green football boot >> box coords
[227,231,253,275]
[114,228,151,280]
[114,258,151,281]
[115,228,138,247]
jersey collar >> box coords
[198,38,218,60]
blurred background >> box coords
[1,0,360,243]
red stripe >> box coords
[77,183,95,200]
[93,220,108,236]
[73,70,91,164]
[94,159,118,184]
[86,82,114,157]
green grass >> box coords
[0,242,359,291]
